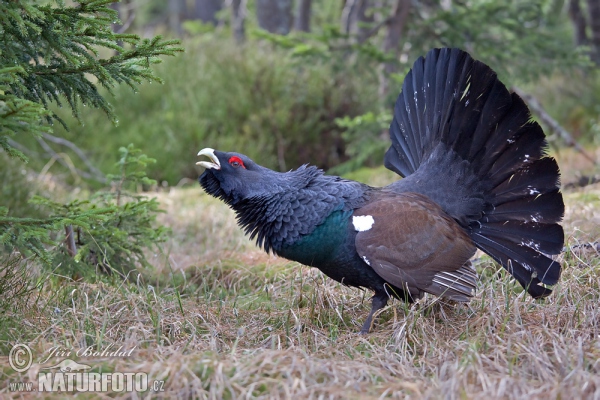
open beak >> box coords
[196,148,221,170]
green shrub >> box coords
[30,145,170,278]
[1,145,169,277]
[0,153,47,218]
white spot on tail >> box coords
[353,215,374,232]
[521,239,541,251]
[362,256,371,266]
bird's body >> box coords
[197,48,564,333]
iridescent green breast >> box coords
[276,210,352,266]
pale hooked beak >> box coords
[196,148,221,170]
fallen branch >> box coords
[35,136,107,183]
[40,133,105,180]
[512,86,597,166]
[563,175,600,190]
[7,137,105,183]
[565,241,600,253]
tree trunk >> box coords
[231,0,246,43]
[568,0,588,46]
[110,1,134,49]
[256,0,293,35]
[110,1,123,33]
[379,0,411,99]
[341,0,358,34]
[168,0,186,35]
[341,0,373,40]
[587,0,600,64]
[110,0,136,33]
[294,0,312,32]
[194,0,223,25]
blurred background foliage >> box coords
[49,38,379,184]
[6,0,600,195]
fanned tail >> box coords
[385,48,564,298]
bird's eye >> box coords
[228,156,245,169]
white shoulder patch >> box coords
[353,215,375,232]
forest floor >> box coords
[1,148,599,399]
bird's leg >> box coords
[359,292,389,334]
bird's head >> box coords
[196,148,276,205]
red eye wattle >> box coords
[228,156,245,169]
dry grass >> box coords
[1,150,599,399]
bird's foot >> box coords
[359,292,389,334]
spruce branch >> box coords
[1,0,183,157]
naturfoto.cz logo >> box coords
[7,343,165,393]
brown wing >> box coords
[354,192,477,301]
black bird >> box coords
[197,48,564,333]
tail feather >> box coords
[477,95,533,174]
[408,55,425,157]
[482,191,564,224]
[491,158,561,204]
[485,125,547,185]
[423,49,440,149]
[475,236,554,298]
[473,233,560,294]
[473,220,564,255]
[385,48,564,297]
[467,80,512,161]
[390,55,429,175]
[445,59,497,158]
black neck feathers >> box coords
[200,165,369,253]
